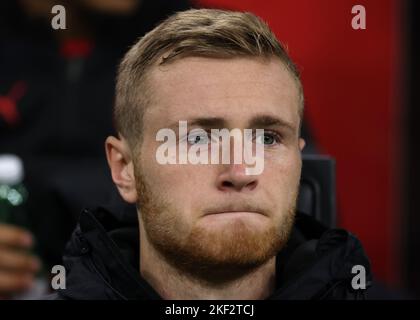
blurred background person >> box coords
[0,0,193,298]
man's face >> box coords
[134,57,303,277]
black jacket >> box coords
[50,206,379,300]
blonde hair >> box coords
[115,9,303,149]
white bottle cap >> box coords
[0,154,24,185]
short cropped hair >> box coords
[114,8,303,150]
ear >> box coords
[299,138,306,151]
[105,136,138,204]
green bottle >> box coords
[0,154,28,225]
[0,154,49,298]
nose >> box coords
[216,163,258,192]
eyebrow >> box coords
[248,115,296,133]
[188,117,227,129]
[169,114,297,133]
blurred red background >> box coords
[198,0,403,286]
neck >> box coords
[138,223,277,300]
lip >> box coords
[204,209,266,217]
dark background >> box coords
[405,0,420,296]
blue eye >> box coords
[187,130,210,145]
[255,132,280,145]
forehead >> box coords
[144,57,300,128]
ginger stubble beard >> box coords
[134,162,297,283]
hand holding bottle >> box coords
[0,223,41,298]
[0,155,41,298]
